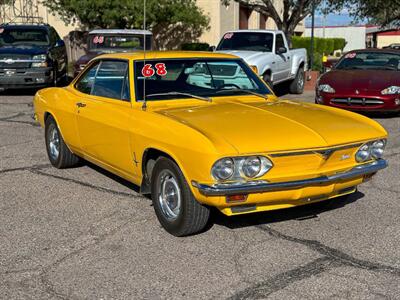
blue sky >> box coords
[304,2,369,27]
[305,13,357,27]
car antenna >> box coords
[142,0,147,111]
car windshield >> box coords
[0,28,49,46]
[89,34,151,51]
[335,52,400,71]
[216,32,273,52]
[134,59,271,101]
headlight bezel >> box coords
[32,54,48,68]
[355,139,386,163]
[381,86,400,95]
[318,83,336,93]
[211,156,273,182]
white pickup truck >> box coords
[215,30,307,94]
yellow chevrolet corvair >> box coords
[33,51,388,236]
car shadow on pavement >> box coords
[359,112,400,119]
[210,191,364,231]
[0,77,74,96]
[83,160,142,195]
[271,82,290,97]
[0,89,39,96]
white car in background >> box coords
[214,30,307,94]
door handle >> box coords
[76,102,86,108]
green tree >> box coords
[42,0,210,49]
[222,0,323,44]
[327,0,400,26]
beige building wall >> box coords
[39,5,80,39]
[196,0,305,45]
[377,35,400,48]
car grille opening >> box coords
[0,54,31,68]
[331,98,384,106]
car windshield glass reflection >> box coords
[216,32,274,52]
[0,28,49,47]
[135,59,271,101]
[336,52,400,71]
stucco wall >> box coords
[377,35,400,48]
[197,0,305,45]
[305,26,367,52]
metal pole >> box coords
[142,0,147,111]
[310,0,315,71]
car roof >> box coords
[225,29,282,34]
[350,48,400,55]
[95,51,238,60]
[89,29,152,35]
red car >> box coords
[316,49,400,113]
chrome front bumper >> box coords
[192,159,388,196]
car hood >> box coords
[0,45,48,56]
[321,69,400,92]
[217,50,273,65]
[154,99,386,154]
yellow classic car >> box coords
[33,51,388,236]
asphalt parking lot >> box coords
[1,89,399,299]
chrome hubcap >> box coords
[298,72,304,89]
[157,170,181,220]
[49,127,60,160]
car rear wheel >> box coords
[289,67,305,94]
[151,157,210,236]
[45,116,80,168]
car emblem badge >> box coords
[340,154,350,161]
[355,89,359,95]
[4,58,14,64]
[5,69,15,75]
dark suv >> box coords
[0,23,68,91]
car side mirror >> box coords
[55,40,65,48]
[208,46,216,52]
[276,47,287,54]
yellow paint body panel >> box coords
[33,51,388,216]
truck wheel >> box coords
[151,157,210,236]
[45,116,80,168]
[289,67,305,94]
[262,73,273,91]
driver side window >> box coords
[275,34,285,51]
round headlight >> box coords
[242,156,261,178]
[371,139,386,159]
[212,158,234,180]
[355,144,370,162]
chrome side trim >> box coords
[270,143,362,158]
[192,159,387,196]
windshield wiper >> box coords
[215,88,269,100]
[146,92,212,102]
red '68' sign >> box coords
[141,63,167,77]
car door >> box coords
[273,33,291,82]
[74,59,135,177]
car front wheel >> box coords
[151,157,210,236]
[45,116,80,168]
